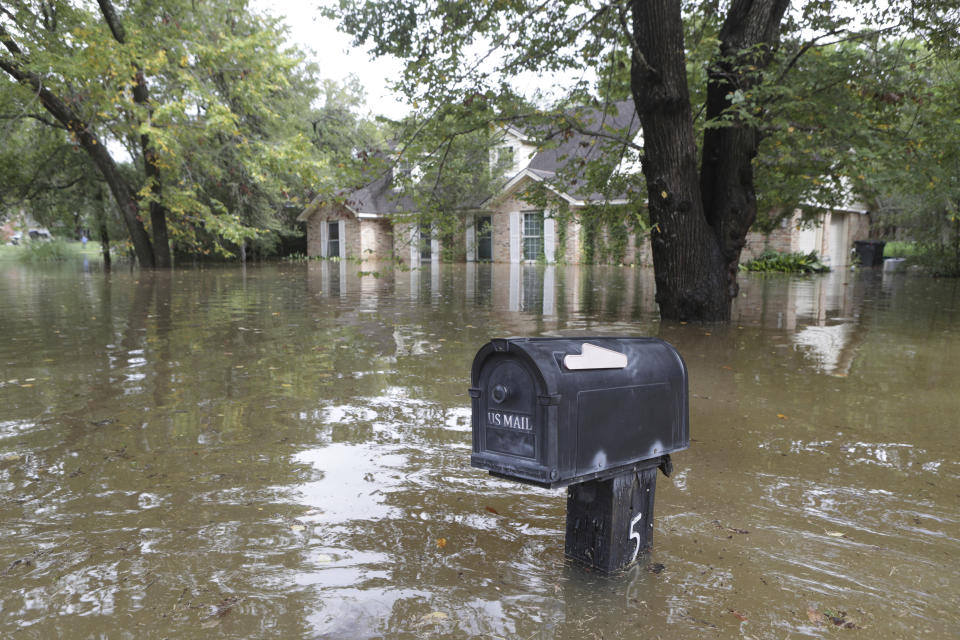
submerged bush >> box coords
[884,241,919,258]
[741,250,829,274]
[18,238,78,262]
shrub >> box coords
[883,241,919,258]
[741,250,829,273]
[18,238,78,262]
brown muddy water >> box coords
[1,260,958,639]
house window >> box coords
[327,221,340,257]
[496,146,514,173]
[522,211,544,261]
[476,216,492,261]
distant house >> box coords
[474,101,647,265]
[298,166,410,263]
[743,193,872,269]
[300,102,872,268]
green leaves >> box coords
[2,0,327,259]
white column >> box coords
[320,220,328,258]
[509,211,521,263]
[430,229,439,263]
[338,257,347,294]
[509,262,520,311]
[544,212,556,264]
[465,214,476,262]
[409,226,419,266]
[338,220,346,258]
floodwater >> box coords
[1,260,958,639]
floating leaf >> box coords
[436,538,447,549]
[420,612,448,623]
[825,531,847,538]
[729,609,748,622]
[484,506,499,515]
[777,413,788,420]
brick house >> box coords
[300,101,645,265]
[300,102,871,268]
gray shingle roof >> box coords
[521,99,641,203]
[304,100,641,219]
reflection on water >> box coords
[1,261,958,638]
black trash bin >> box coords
[853,240,886,267]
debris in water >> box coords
[729,609,748,622]
[485,506,499,515]
[646,563,665,574]
[713,520,749,535]
[807,607,860,629]
[419,611,448,625]
[436,538,447,549]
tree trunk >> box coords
[700,0,790,298]
[630,0,789,321]
[630,0,730,321]
[96,187,112,270]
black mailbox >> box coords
[469,337,689,489]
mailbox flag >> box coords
[563,343,628,370]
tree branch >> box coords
[616,0,654,75]
[774,24,901,86]
[0,111,64,128]
[96,0,126,43]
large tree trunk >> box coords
[700,0,790,298]
[630,0,789,321]
[630,0,730,321]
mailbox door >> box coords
[476,355,542,462]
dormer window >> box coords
[493,145,514,175]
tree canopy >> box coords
[1,0,328,264]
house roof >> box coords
[298,159,415,222]
[344,167,416,216]
[299,100,643,220]
[486,99,642,207]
